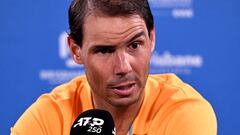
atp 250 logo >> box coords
[73,117,104,133]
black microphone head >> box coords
[70,109,116,135]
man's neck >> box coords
[110,103,141,135]
[92,93,144,135]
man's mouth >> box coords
[111,82,136,96]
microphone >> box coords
[70,109,116,135]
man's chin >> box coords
[108,96,140,108]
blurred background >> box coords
[1,0,239,134]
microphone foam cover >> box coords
[70,109,115,135]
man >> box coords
[11,0,217,135]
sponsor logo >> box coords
[150,51,203,74]
[58,32,83,68]
[149,0,194,18]
[74,117,104,127]
[39,32,84,85]
[74,117,104,133]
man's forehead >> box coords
[83,14,146,34]
[82,14,148,48]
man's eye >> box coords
[129,41,141,50]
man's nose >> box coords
[113,51,132,76]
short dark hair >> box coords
[68,0,154,47]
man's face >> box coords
[70,14,155,107]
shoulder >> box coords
[133,74,217,134]
[11,75,92,135]
[146,74,213,114]
[48,75,89,101]
[143,74,207,117]
[33,75,91,112]
[147,73,203,100]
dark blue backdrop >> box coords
[1,0,239,134]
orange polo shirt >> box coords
[11,74,217,135]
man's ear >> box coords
[149,28,156,52]
[67,36,83,64]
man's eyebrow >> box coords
[126,31,146,44]
[89,45,116,52]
